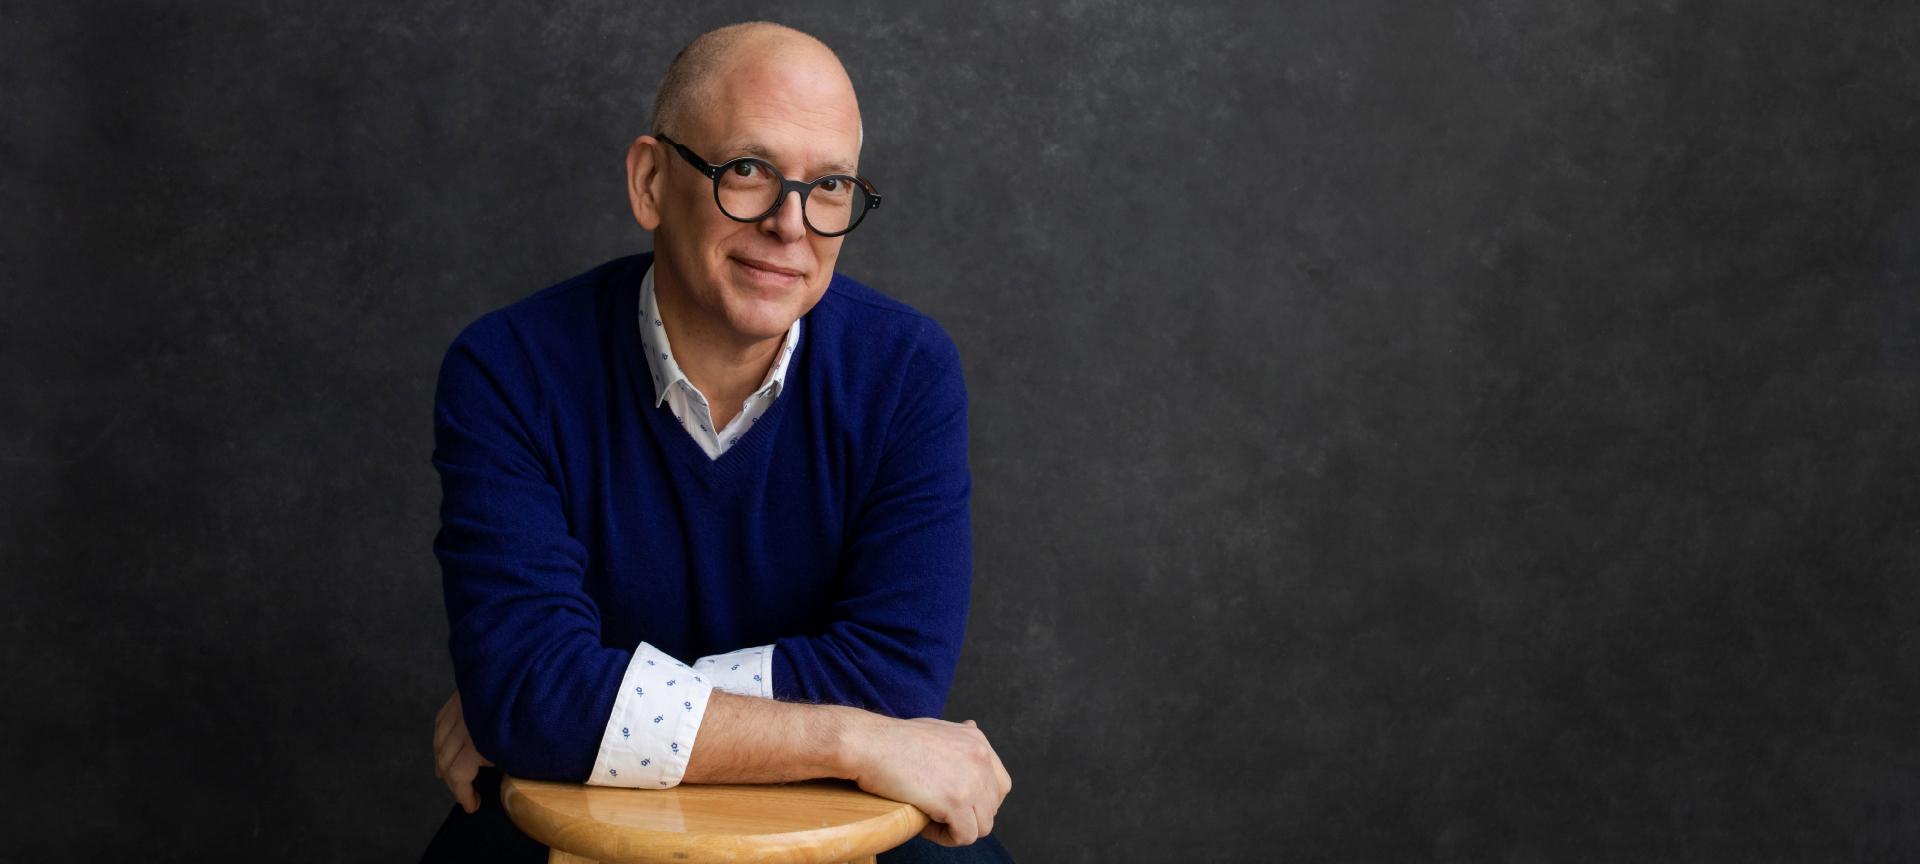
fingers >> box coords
[433,696,460,757]
[436,690,460,730]
[436,719,468,779]
[914,789,981,848]
[444,740,487,814]
[458,710,493,766]
[960,721,1009,808]
[864,715,1005,849]
[433,711,451,779]
[447,742,484,783]
[957,720,1005,839]
[971,754,1002,838]
[435,702,456,748]
[932,800,980,847]
[433,714,456,761]
[434,690,487,818]
[453,770,480,815]
[923,819,968,847]
[966,726,1007,837]
[952,803,982,846]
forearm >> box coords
[681,690,868,784]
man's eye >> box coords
[818,178,841,192]
[731,162,758,177]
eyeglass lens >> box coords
[715,159,865,235]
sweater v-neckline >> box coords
[642,373,793,481]
[617,256,798,484]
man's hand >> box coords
[432,690,493,814]
[679,691,1013,847]
[839,713,1013,847]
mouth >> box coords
[732,256,805,284]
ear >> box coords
[625,134,665,231]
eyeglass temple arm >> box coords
[655,133,720,178]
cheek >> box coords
[712,222,770,260]
[807,237,845,272]
[685,228,744,275]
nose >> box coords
[760,189,807,243]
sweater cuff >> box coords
[692,645,774,699]
[587,642,714,788]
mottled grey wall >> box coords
[6,2,1920,861]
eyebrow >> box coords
[722,140,858,177]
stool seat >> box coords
[500,775,930,864]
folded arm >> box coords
[770,318,974,718]
[434,316,633,781]
[584,320,975,785]
[432,315,1003,841]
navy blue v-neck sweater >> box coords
[433,253,973,782]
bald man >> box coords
[419,22,1015,863]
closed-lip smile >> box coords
[734,256,803,278]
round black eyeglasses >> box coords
[656,133,882,237]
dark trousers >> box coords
[421,767,1015,863]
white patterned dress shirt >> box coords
[633,263,800,460]
[585,264,788,788]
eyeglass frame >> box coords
[654,132,882,238]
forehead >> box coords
[696,48,863,175]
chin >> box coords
[721,296,802,342]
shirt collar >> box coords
[637,263,801,408]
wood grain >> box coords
[501,775,927,864]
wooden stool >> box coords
[500,775,930,864]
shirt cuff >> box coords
[692,644,774,699]
[588,642,714,788]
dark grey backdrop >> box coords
[6,2,1919,861]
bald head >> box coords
[650,22,862,149]
[624,21,868,351]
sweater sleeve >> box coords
[770,321,973,719]
[432,315,633,781]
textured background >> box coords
[6,1,1920,861]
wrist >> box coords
[820,704,877,782]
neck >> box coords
[653,262,784,421]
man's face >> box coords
[642,50,863,347]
